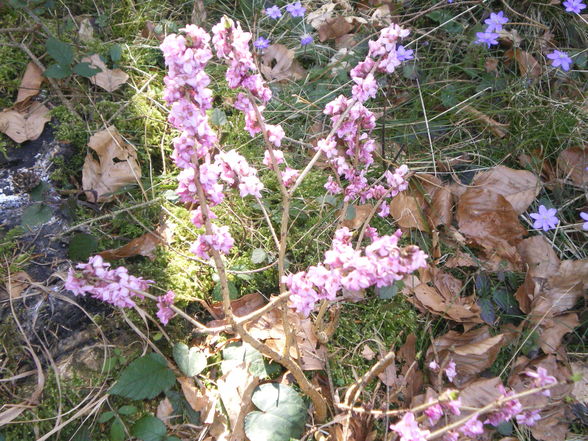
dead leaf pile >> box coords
[260,44,306,82]
[99,220,173,260]
[81,126,142,202]
[0,62,50,143]
[81,54,129,92]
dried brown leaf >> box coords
[444,252,478,268]
[485,57,499,74]
[571,362,588,402]
[260,44,306,82]
[516,235,560,278]
[505,48,542,78]
[457,188,526,267]
[460,105,509,138]
[210,292,266,321]
[427,327,504,387]
[217,363,259,441]
[410,283,482,324]
[557,146,588,187]
[318,16,354,42]
[0,102,50,143]
[531,406,569,441]
[82,126,141,202]
[82,54,129,92]
[457,377,503,415]
[341,204,373,229]
[156,397,174,423]
[361,344,375,361]
[141,21,165,41]
[531,259,588,318]
[307,2,338,29]
[16,62,44,105]
[78,18,94,42]
[389,192,427,231]
[472,166,541,214]
[539,313,579,354]
[418,174,453,228]
[377,359,397,387]
[99,221,172,260]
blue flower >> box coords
[475,31,499,48]
[286,2,306,17]
[530,205,559,232]
[265,5,282,19]
[397,45,414,62]
[254,36,271,50]
[547,50,573,71]
[300,34,314,46]
[484,11,508,33]
[563,0,586,14]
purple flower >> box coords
[397,45,414,61]
[475,31,499,48]
[254,36,271,50]
[265,5,282,19]
[460,416,484,437]
[445,360,457,382]
[530,205,559,231]
[286,1,306,17]
[390,412,430,441]
[547,50,573,71]
[300,34,314,46]
[563,0,587,13]
[516,410,542,426]
[484,11,509,33]
[581,212,588,230]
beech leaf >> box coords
[260,44,306,82]
[82,126,141,202]
[0,102,51,143]
[81,54,129,92]
[16,62,44,105]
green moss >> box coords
[328,295,421,388]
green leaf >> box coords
[131,416,167,441]
[73,62,101,78]
[345,205,356,220]
[109,353,175,400]
[209,108,228,126]
[497,421,513,436]
[376,283,399,300]
[492,289,520,315]
[109,44,122,63]
[212,280,239,301]
[110,418,125,441]
[245,383,307,441]
[30,181,50,201]
[71,426,92,441]
[166,437,181,441]
[173,343,207,377]
[251,248,267,265]
[478,298,496,325]
[0,433,6,441]
[118,405,138,416]
[222,342,279,379]
[68,233,98,261]
[44,63,72,79]
[98,411,115,423]
[46,37,74,66]
[21,204,52,228]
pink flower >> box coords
[390,412,430,441]
[424,403,443,425]
[525,367,557,396]
[516,410,541,426]
[445,360,457,382]
[429,360,440,371]
[156,290,175,325]
[443,431,459,441]
[460,415,484,437]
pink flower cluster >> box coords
[65,256,152,308]
[161,21,271,259]
[284,227,427,315]
[156,290,176,325]
[212,17,299,187]
[390,366,558,440]
[316,24,412,214]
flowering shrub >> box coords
[62,10,570,439]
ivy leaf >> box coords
[172,343,207,377]
[109,353,175,400]
[30,181,50,201]
[376,283,399,300]
[118,405,138,416]
[109,418,125,441]
[21,204,52,228]
[46,37,74,66]
[73,62,101,78]
[44,63,72,79]
[245,383,307,441]
[131,416,167,441]
[68,233,98,261]
[109,44,122,63]
[98,411,115,423]
[222,342,280,379]
[251,248,267,264]
[209,108,228,126]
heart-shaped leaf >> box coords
[222,342,280,379]
[173,343,207,377]
[131,415,166,441]
[109,353,175,400]
[245,383,307,441]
